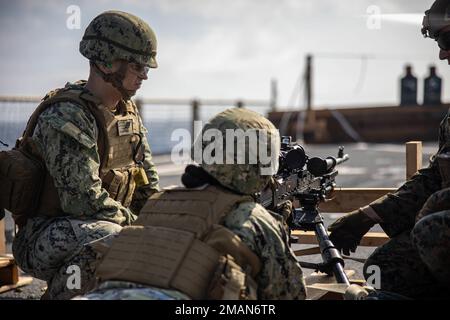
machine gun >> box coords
[256,136,351,285]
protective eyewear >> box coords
[128,63,150,77]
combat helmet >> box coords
[79,11,157,99]
[80,10,157,67]
[422,0,450,39]
[194,108,280,195]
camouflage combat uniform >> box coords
[79,108,306,300]
[11,10,160,300]
[13,90,159,299]
[80,200,306,300]
[362,109,450,298]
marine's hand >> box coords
[269,200,293,235]
[277,200,293,222]
[328,209,375,256]
[416,187,450,222]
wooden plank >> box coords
[0,276,33,294]
[0,256,14,268]
[0,219,5,255]
[294,246,321,256]
[305,270,355,300]
[319,188,396,212]
[406,141,423,179]
[291,230,389,247]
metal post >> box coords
[191,99,200,144]
[270,78,278,111]
[304,54,316,142]
[305,54,313,111]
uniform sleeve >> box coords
[33,102,136,226]
[129,116,160,215]
[369,162,441,237]
[224,202,306,300]
[368,113,449,237]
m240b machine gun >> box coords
[256,136,351,285]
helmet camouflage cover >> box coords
[195,108,280,195]
[80,10,157,68]
[422,0,450,39]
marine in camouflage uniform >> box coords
[12,11,159,299]
[328,1,450,299]
[79,108,306,300]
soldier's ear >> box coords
[95,62,115,74]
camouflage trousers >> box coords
[12,216,122,300]
[363,210,450,299]
[76,281,191,300]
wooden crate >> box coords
[0,255,18,286]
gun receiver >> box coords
[256,136,350,285]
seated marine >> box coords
[78,108,306,300]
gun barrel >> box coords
[307,154,349,177]
[335,154,349,165]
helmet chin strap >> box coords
[91,61,137,101]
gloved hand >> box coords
[416,187,450,222]
[275,200,295,243]
[277,200,293,223]
[269,200,293,235]
[328,209,376,255]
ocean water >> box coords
[0,118,191,155]
[0,102,195,155]
[0,102,270,154]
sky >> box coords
[0,0,445,111]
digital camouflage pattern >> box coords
[81,108,304,300]
[364,217,450,299]
[223,201,306,299]
[13,217,122,299]
[81,200,306,300]
[13,94,159,299]
[363,231,437,298]
[32,99,159,224]
[411,211,450,287]
[416,186,450,221]
[76,281,190,300]
[369,108,450,237]
[197,108,280,195]
[364,108,450,297]
[79,10,158,68]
